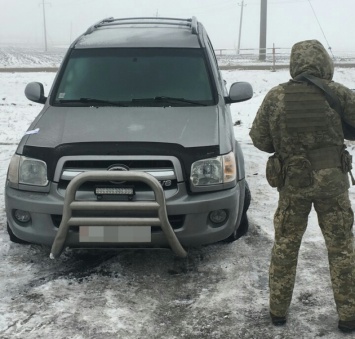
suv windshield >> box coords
[53,48,215,107]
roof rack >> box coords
[84,17,199,35]
[85,17,115,35]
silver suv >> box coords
[5,17,253,258]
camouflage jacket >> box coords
[250,40,355,197]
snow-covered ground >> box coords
[1,56,355,338]
[0,46,65,68]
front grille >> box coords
[58,179,178,192]
[65,159,172,169]
[56,157,181,194]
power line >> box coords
[307,0,334,58]
[179,2,236,15]
[244,0,309,4]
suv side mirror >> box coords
[225,82,253,104]
[25,82,47,104]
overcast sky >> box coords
[0,0,354,54]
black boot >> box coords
[270,312,287,326]
[338,319,355,332]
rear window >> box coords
[52,48,215,106]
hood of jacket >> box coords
[290,39,334,80]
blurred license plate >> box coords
[79,226,151,243]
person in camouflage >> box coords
[249,39,355,332]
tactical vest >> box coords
[282,82,342,170]
[284,83,328,133]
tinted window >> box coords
[53,48,215,106]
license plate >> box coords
[79,226,151,243]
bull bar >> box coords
[50,171,188,259]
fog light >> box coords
[209,209,228,224]
[14,209,31,223]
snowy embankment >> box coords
[1,52,355,338]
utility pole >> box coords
[259,0,267,61]
[41,0,48,51]
[237,1,246,54]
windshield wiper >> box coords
[132,96,207,106]
[58,98,128,107]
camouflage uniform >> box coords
[250,40,355,321]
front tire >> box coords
[7,223,30,244]
[225,181,251,242]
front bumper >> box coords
[6,172,242,256]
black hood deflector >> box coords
[23,142,220,181]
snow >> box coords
[0,47,65,68]
[1,55,355,338]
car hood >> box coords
[25,105,219,148]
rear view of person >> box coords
[250,39,355,332]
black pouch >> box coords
[341,148,355,185]
[266,154,284,188]
[285,156,313,188]
[341,149,353,173]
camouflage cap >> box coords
[290,40,334,81]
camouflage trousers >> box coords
[269,190,355,321]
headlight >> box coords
[190,152,236,187]
[7,155,48,186]
[7,154,20,184]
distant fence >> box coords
[215,47,290,71]
[215,47,355,70]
